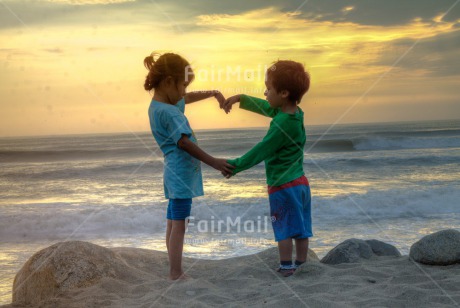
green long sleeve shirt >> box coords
[228,95,306,187]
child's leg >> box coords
[278,238,293,262]
[168,219,186,280]
[295,238,309,264]
[166,219,172,253]
[277,238,296,276]
[165,198,192,280]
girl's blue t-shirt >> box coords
[148,98,204,199]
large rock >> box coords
[366,239,402,257]
[409,229,460,265]
[12,241,141,306]
[321,239,401,265]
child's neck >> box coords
[153,91,174,105]
[281,102,298,114]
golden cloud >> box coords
[44,0,135,5]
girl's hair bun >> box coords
[143,52,160,71]
[143,52,194,91]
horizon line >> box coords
[1,118,459,139]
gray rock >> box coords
[321,239,401,265]
[366,239,402,257]
[12,241,137,306]
[321,239,373,265]
[409,229,460,265]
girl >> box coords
[144,52,234,280]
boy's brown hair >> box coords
[266,60,310,104]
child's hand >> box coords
[211,158,235,175]
[221,171,232,179]
[213,91,226,109]
[223,95,241,114]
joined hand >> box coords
[223,95,241,114]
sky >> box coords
[0,0,459,137]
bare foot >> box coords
[276,268,296,277]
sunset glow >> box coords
[1,0,459,136]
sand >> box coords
[2,241,460,308]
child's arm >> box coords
[178,134,234,175]
[185,90,225,108]
[227,118,287,176]
[224,94,279,118]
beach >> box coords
[3,234,460,307]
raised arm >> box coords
[185,90,225,108]
[223,94,279,118]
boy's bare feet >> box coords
[276,267,296,277]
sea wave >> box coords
[353,136,460,151]
[0,147,159,162]
[1,129,460,163]
[304,136,460,153]
[1,184,459,242]
[0,203,167,241]
[304,153,460,167]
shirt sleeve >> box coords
[227,118,287,175]
[165,114,193,145]
[175,97,186,113]
[240,95,279,118]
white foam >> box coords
[1,183,459,243]
[0,203,167,242]
[312,184,460,220]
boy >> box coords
[223,60,311,277]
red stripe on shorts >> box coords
[268,175,309,195]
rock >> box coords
[366,239,401,257]
[321,239,373,265]
[321,239,401,265]
[12,241,140,306]
[409,229,460,265]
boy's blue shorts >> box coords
[268,176,313,242]
[166,198,192,220]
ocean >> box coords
[1,119,459,304]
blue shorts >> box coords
[166,198,192,220]
[268,176,313,242]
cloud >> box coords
[2,0,458,32]
[44,0,135,4]
[44,48,65,53]
[296,0,460,26]
[194,6,458,46]
[373,30,460,77]
[0,0,147,30]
